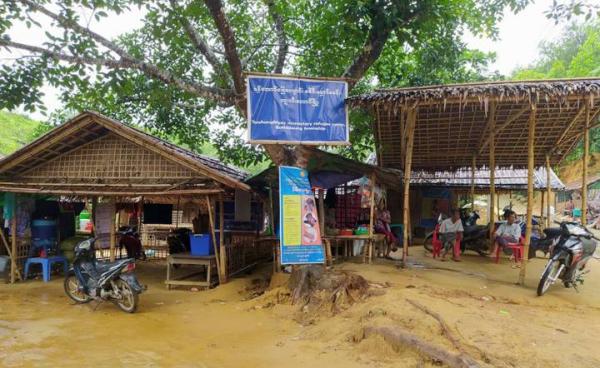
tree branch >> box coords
[0,39,235,104]
[168,0,224,73]
[204,0,245,96]
[18,0,132,59]
[342,8,420,90]
[265,0,288,74]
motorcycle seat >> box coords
[95,259,131,274]
[581,238,597,257]
[543,227,562,238]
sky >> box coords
[1,0,581,121]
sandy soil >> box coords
[2,249,600,368]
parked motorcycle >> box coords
[537,222,599,296]
[118,226,146,260]
[424,211,489,256]
[64,237,145,313]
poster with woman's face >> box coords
[301,196,321,245]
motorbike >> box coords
[64,237,145,313]
[537,221,599,296]
[118,226,146,260]
[424,210,489,256]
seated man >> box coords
[491,210,521,258]
[439,209,464,261]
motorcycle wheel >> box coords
[423,235,433,253]
[115,279,139,313]
[537,260,561,296]
[64,274,92,304]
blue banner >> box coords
[247,75,348,144]
[279,166,324,265]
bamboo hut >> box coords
[0,111,268,285]
[349,78,600,284]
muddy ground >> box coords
[2,249,600,368]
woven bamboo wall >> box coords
[21,134,197,181]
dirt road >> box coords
[2,251,600,367]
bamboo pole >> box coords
[109,200,116,262]
[10,195,17,284]
[205,195,223,284]
[368,174,377,263]
[581,99,590,226]
[540,190,545,226]
[471,156,476,212]
[546,155,552,228]
[519,104,536,285]
[402,108,417,265]
[488,102,496,248]
[219,194,227,283]
[318,189,325,235]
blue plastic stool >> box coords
[24,256,69,282]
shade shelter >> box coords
[247,147,402,266]
[0,111,261,285]
[349,78,600,284]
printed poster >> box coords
[247,75,349,145]
[279,166,324,264]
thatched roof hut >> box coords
[348,78,600,169]
[0,111,249,197]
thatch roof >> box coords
[0,111,249,196]
[348,78,600,170]
[411,167,564,190]
[564,173,600,191]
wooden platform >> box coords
[165,253,217,290]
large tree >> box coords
[0,0,529,166]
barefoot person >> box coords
[439,209,464,261]
[374,199,400,258]
[491,210,521,258]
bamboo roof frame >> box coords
[348,78,600,170]
[0,111,250,196]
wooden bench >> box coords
[165,253,217,290]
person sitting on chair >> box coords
[491,210,521,258]
[439,209,463,261]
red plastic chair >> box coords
[495,236,525,264]
[432,224,442,258]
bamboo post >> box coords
[10,195,17,284]
[219,194,227,283]
[471,156,476,211]
[402,108,417,265]
[546,155,552,228]
[519,104,536,285]
[540,190,545,226]
[109,200,116,262]
[318,189,325,235]
[205,195,223,284]
[368,174,377,263]
[581,98,590,226]
[91,197,98,236]
[488,102,497,248]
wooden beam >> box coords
[318,189,325,235]
[470,156,476,211]
[553,104,587,150]
[582,99,590,226]
[402,108,417,264]
[10,196,17,284]
[0,187,223,196]
[219,194,227,283]
[546,154,552,228]
[478,105,526,155]
[109,200,116,262]
[488,102,497,248]
[519,104,536,285]
[205,196,223,284]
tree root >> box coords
[362,326,480,368]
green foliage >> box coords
[512,20,600,162]
[0,0,529,167]
[0,110,49,156]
